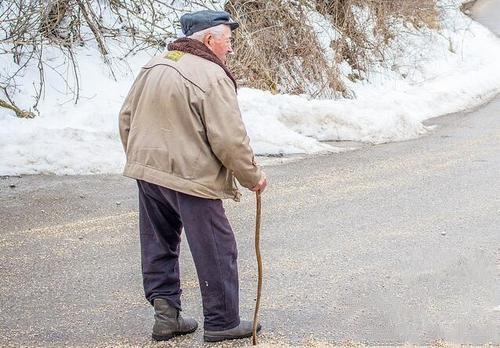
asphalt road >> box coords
[470,0,500,36]
[1,93,499,347]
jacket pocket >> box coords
[131,147,172,173]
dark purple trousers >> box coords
[137,180,240,331]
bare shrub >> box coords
[317,0,439,77]
[225,0,347,99]
[0,0,210,117]
[1,0,106,117]
[227,0,438,96]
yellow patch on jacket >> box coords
[165,50,185,62]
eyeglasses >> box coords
[222,37,234,46]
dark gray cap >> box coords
[180,10,239,36]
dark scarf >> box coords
[167,38,237,91]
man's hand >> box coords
[251,175,267,193]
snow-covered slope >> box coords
[1,0,499,175]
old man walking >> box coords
[119,9,267,343]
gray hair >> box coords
[187,24,227,41]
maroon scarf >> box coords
[167,38,237,91]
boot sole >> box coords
[152,326,198,342]
[203,331,253,342]
[203,326,261,343]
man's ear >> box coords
[203,33,212,47]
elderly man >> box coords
[119,9,267,343]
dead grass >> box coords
[225,0,440,99]
[225,0,347,99]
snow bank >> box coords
[1,0,499,175]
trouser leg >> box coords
[175,192,240,331]
[137,180,183,310]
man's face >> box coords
[205,25,233,64]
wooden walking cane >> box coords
[252,190,263,345]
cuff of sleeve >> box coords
[238,166,262,189]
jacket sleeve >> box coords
[201,77,262,189]
[119,91,132,153]
[119,74,142,153]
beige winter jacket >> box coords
[119,51,262,201]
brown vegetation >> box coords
[225,0,346,98]
[226,0,439,97]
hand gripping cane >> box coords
[252,191,263,345]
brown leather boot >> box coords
[151,298,198,341]
[203,320,262,342]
